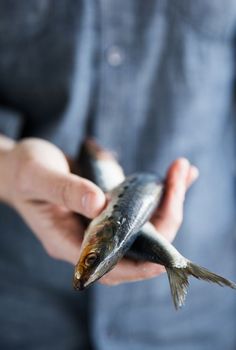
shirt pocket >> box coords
[168,0,236,40]
[0,0,50,46]
[0,107,24,139]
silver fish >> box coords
[74,139,236,309]
[74,173,163,290]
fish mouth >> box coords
[73,265,102,291]
[73,278,85,291]
[73,270,87,291]
[73,272,99,291]
[73,257,118,291]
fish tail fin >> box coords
[166,266,189,310]
[166,261,236,310]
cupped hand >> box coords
[1,138,106,264]
[100,158,199,285]
[1,138,198,287]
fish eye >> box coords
[85,252,98,267]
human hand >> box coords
[0,138,106,264]
[0,138,198,287]
[100,158,199,285]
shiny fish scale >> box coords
[106,174,163,247]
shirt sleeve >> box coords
[0,107,24,139]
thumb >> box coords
[22,168,106,218]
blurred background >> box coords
[0,1,235,349]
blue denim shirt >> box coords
[0,1,236,349]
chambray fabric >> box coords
[0,1,236,349]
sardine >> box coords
[74,173,163,290]
[74,139,236,309]
[77,139,125,192]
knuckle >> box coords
[15,173,27,195]
[60,180,73,208]
[16,158,36,194]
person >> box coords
[0,1,235,349]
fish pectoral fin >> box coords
[166,262,236,310]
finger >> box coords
[19,201,84,264]
[151,158,190,240]
[22,169,106,218]
[165,157,190,203]
[100,259,166,286]
[153,158,190,220]
[41,206,84,264]
[43,218,83,265]
[186,165,199,189]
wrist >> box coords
[0,134,16,153]
[0,135,16,203]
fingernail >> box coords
[191,166,200,181]
[179,158,190,176]
[82,191,105,217]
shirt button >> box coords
[106,45,125,67]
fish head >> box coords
[73,218,121,290]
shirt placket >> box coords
[93,0,137,169]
